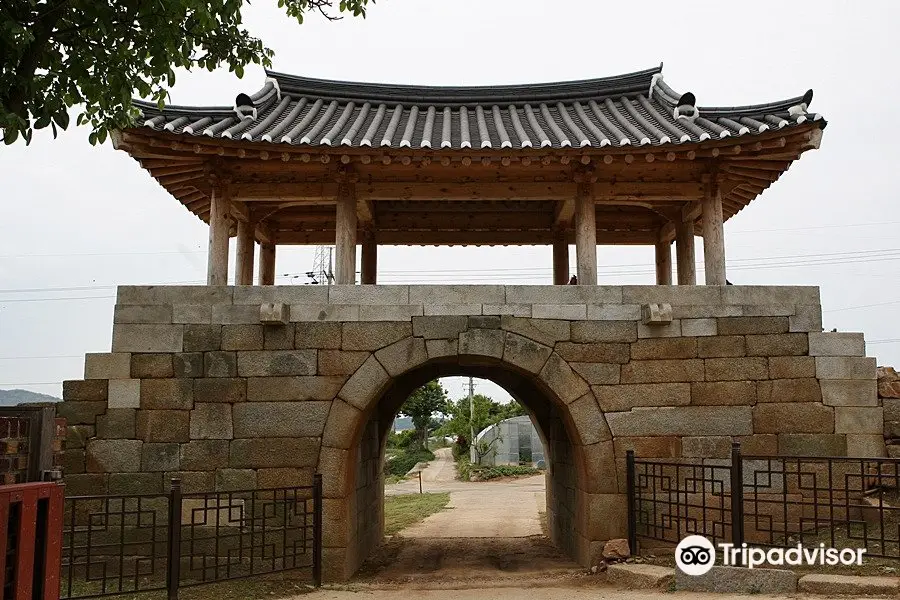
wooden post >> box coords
[552,232,569,285]
[574,183,597,285]
[361,231,377,285]
[675,219,696,285]
[207,181,231,286]
[258,243,276,285]
[335,180,358,285]
[702,178,727,285]
[235,218,255,285]
[655,240,672,285]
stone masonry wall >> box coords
[57,284,882,579]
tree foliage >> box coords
[1,0,371,144]
[436,393,527,449]
[398,380,448,450]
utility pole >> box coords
[468,377,476,463]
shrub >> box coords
[386,447,434,477]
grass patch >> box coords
[456,455,541,481]
[385,447,434,477]
[62,572,316,600]
[384,493,450,535]
[384,474,407,485]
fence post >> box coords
[418,470,422,494]
[166,478,182,600]
[626,450,637,555]
[730,442,744,565]
[313,473,323,588]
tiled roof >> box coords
[134,65,824,150]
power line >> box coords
[0,382,61,387]
[824,300,900,313]
[0,355,82,360]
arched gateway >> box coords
[56,66,884,581]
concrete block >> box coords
[328,285,410,305]
[374,337,427,376]
[236,350,317,377]
[172,304,212,324]
[835,406,884,434]
[504,285,622,305]
[753,402,834,433]
[622,285,723,305]
[778,433,847,456]
[108,473,163,495]
[323,399,362,449]
[682,436,732,458]
[258,467,313,489]
[233,402,329,437]
[183,324,222,351]
[607,564,674,590]
[637,320,681,339]
[259,302,289,324]
[568,393,612,445]
[705,357,768,381]
[532,304,587,320]
[290,304,359,322]
[717,316,789,336]
[263,324,294,350]
[816,356,877,380]
[108,379,140,409]
[586,304,641,321]
[691,381,757,406]
[117,285,232,306]
[204,351,237,378]
[318,350,368,376]
[621,359,704,384]
[112,324,183,353]
[481,303,531,317]
[676,565,797,594]
[339,355,390,410]
[613,436,681,458]
[722,285,820,305]
[697,336,745,358]
[190,403,233,439]
[114,304,173,324]
[502,332,552,374]
[556,342,630,364]
[85,353,131,380]
[409,285,505,305]
[458,329,505,359]
[358,304,423,321]
[768,356,815,379]
[681,318,717,337]
[220,325,263,350]
[821,379,878,406]
[736,434,779,455]
[593,383,690,412]
[570,363,620,385]
[64,380,109,402]
[846,434,887,457]
[808,332,866,356]
[789,305,824,333]
[229,438,320,468]
[740,303,796,317]
[423,304,483,316]
[798,574,898,596]
[136,410,189,443]
[86,439,142,472]
[745,333,808,357]
[607,406,753,437]
[232,285,327,305]
[141,443,180,472]
[140,379,193,410]
[503,316,571,345]
[131,354,174,378]
[194,378,246,403]
[56,400,106,425]
[65,425,95,449]
[757,378,822,403]
[539,353,590,404]
[672,304,742,319]
[342,322,411,351]
[96,409,136,439]
[246,376,342,402]
[631,338,696,360]
[215,468,257,491]
[180,440,229,470]
[426,339,458,360]
[412,316,468,339]
[641,303,672,325]
[296,322,342,349]
[210,304,260,325]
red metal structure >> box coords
[0,483,64,600]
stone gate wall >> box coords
[56,284,883,578]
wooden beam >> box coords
[235,219,255,285]
[593,182,704,201]
[357,198,375,224]
[232,182,338,202]
[552,233,570,285]
[702,178,727,286]
[675,218,696,285]
[361,232,377,285]
[574,183,597,285]
[335,181,357,285]
[655,240,672,285]
[207,182,231,286]
[554,198,575,226]
[272,229,656,246]
[258,243,276,285]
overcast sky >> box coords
[1,0,898,404]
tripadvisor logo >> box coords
[675,535,867,575]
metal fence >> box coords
[627,444,900,560]
[60,476,322,599]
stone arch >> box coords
[317,323,623,580]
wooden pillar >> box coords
[702,179,727,285]
[235,219,255,285]
[574,183,597,285]
[655,241,672,286]
[335,180,357,285]
[207,182,231,286]
[675,219,696,285]
[552,233,569,285]
[258,243,276,285]
[361,232,377,285]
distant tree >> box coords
[398,381,448,450]
[1,0,371,144]
[437,394,528,452]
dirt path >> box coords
[304,588,813,599]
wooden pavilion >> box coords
[113,65,825,286]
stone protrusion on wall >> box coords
[58,284,885,580]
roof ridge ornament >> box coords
[233,93,257,121]
[673,92,698,122]
[648,73,664,99]
[788,89,814,117]
[265,77,282,101]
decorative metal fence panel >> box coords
[627,445,900,560]
[60,476,322,599]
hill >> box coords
[0,389,61,406]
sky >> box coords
[1,0,899,404]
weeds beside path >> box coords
[385,493,451,535]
